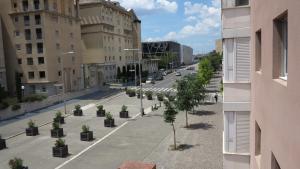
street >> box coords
[0,65,223,169]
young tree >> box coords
[163,99,178,149]
[175,78,193,127]
[197,58,214,85]
[186,75,206,113]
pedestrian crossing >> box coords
[129,87,177,93]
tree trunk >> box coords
[172,122,176,150]
[185,110,189,127]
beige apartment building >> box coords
[250,0,300,169]
[0,19,7,90]
[79,0,142,87]
[222,0,251,169]
[0,0,83,96]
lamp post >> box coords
[124,48,144,116]
[60,51,75,115]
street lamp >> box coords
[124,48,144,116]
[60,51,76,115]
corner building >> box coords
[0,0,83,95]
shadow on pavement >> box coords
[169,144,196,151]
[191,111,216,116]
[187,122,214,130]
[144,114,163,118]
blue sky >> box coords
[116,0,221,54]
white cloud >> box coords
[146,1,221,41]
[115,0,178,13]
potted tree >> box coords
[25,120,39,136]
[127,89,136,97]
[0,135,6,150]
[104,112,115,127]
[96,105,105,117]
[8,158,28,169]
[145,91,153,100]
[119,105,129,118]
[53,111,64,124]
[51,122,64,138]
[52,138,68,158]
[136,90,143,99]
[157,93,164,107]
[73,104,83,116]
[80,125,93,141]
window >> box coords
[26,43,32,54]
[38,57,44,64]
[18,58,22,64]
[70,32,73,38]
[56,43,60,50]
[27,58,33,65]
[70,44,74,51]
[271,153,281,169]
[236,0,248,6]
[37,43,43,53]
[22,0,29,11]
[224,111,250,153]
[15,44,21,50]
[25,29,31,40]
[24,15,30,26]
[119,56,122,61]
[14,17,19,22]
[58,71,61,76]
[73,69,75,75]
[35,15,41,25]
[55,30,59,37]
[39,71,46,78]
[105,56,107,61]
[34,0,40,10]
[41,86,46,92]
[28,72,35,79]
[273,12,288,80]
[15,30,20,37]
[255,30,262,71]
[36,28,42,39]
[13,3,17,8]
[255,122,262,156]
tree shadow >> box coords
[191,110,216,116]
[187,122,214,130]
[169,144,195,151]
[143,114,163,118]
[199,102,215,105]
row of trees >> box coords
[163,52,222,150]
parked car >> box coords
[162,72,167,76]
[146,77,155,84]
[175,71,181,76]
[186,66,195,70]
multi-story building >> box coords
[222,0,251,169]
[79,0,142,87]
[180,45,194,65]
[0,19,7,90]
[250,1,300,169]
[142,41,182,69]
[0,0,83,96]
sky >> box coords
[115,0,221,54]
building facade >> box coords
[79,0,142,87]
[0,0,83,96]
[222,0,251,169]
[180,45,194,65]
[0,19,7,90]
[142,41,181,69]
[250,0,300,169]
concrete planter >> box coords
[73,109,83,116]
[0,138,6,150]
[26,127,39,136]
[97,110,105,117]
[119,111,129,118]
[51,128,64,138]
[80,131,93,141]
[53,117,65,124]
[104,119,115,127]
[52,145,68,158]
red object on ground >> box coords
[118,161,156,169]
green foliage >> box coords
[175,79,193,112]
[15,72,22,102]
[27,119,35,128]
[55,111,62,118]
[165,92,175,102]
[82,125,90,133]
[145,91,153,100]
[75,105,81,111]
[0,85,8,102]
[23,94,47,102]
[121,105,127,112]
[52,122,60,130]
[105,112,113,120]
[97,105,104,111]
[55,138,65,147]
[8,157,23,169]
[126,89,136,96]
[156,93,164,101]
[163,100,178,124]
[11,104,21,111]
[197,58,214,85]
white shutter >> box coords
[224,112,236,152]
[222,0,235,8]
[236,38,250,81]
[236,112,250,153]
[224,39,235,81]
